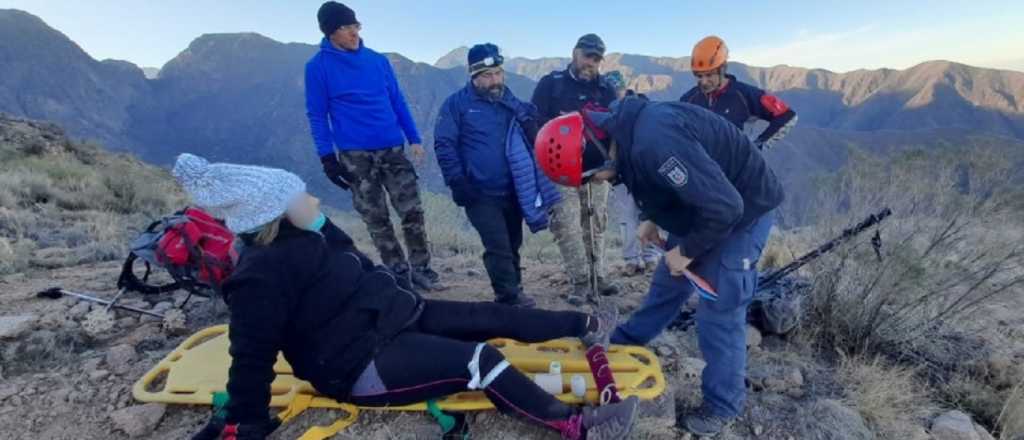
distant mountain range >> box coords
[2,8,1022,217]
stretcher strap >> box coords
[277,394,360,440]
[467,343,511,390]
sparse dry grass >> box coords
[327,190,563,266]
[837,355,937,438]
[0,124,184,275]
[791,147,1024,434]
[999,380,1024,440]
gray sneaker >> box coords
[581,302,619,349]
[583,395,640,440]
[683,407,734,437]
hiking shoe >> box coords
[411,265,444,291]
[390,263,416,292]
[582,395,640,440]
[581,302,619,349]
[597,277,621,296]
[682,407,734,437]
[563,282,593,306]
[621,262,643,276]
[498,293,536,308]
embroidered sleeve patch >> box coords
[658,156,689,188]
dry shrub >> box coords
[999,381,1024,440]
[100,158,182,215]
[0,236,35,274]
[838,355,936,437]
[797,147,1024,432]
[802,148,1024,357]
[0,132,184,274]
[759,228,799,271]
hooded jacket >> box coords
[605,97,784,260]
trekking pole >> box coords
[585,184,600,303]
[104,287,128,313]
[758,207,893,290]
[37,287,166,319]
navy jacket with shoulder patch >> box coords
[612,98,784,260]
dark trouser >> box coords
[464,196,524,303]
[349,300,588,431]
[611,213,774,419]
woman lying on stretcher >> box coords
[172,154,638,440]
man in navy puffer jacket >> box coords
[434,43,561,308]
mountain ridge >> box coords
[2,8,1023,213]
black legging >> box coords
[348,300,589,431]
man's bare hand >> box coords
[664,246,693,277]
[409,143,426,166]
[637,220,665,248]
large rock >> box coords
[931,410,980,440]
[746,325,763,349]
[679,357,706,380]
[748,364,804,393]
[106,344,137,375]
[798,399,874,440]
[0,314,37,339]
[110,403,166,438]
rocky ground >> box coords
[1,251,1011,440]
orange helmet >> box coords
[691,36,728,72]
[535,113,585,187]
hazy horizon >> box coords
[1,0,1022,74]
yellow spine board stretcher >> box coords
[133,325,666,439]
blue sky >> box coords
[3,0,1023,72]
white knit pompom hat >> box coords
[172,153,307,233]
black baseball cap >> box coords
[575,33,606,57]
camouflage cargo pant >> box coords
[337,147,431,270]
[548,180,610,285]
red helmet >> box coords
[535,113,585,187]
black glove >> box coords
[320,154,355,190]
[450,179,481,207]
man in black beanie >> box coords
[306,1,442,291]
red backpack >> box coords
[118,207,238,305]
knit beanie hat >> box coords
[467,43,503,77]
[317,1,358,36]
[172,153,307,234]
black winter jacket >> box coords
[223,219,422,424]
[531,67,618,126]
[607,97,785,260]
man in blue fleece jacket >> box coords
[305,1,440,290]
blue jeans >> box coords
[610,213,774,418]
